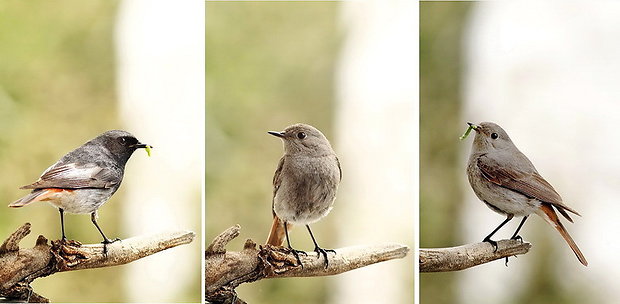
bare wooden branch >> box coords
[205,225,410,303]
[56,230,196,271]
[206,224,240,255]
[419,239,532,272]
[0,223,195,303]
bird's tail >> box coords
[8,189,52,208]
[266,215,292,246]
[537,204,588,266]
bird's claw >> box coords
[101,238,121,255]
[289,248,307,268]
[483,237,498,252]
[314,247,336,269]
[511,235,523,243]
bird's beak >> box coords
[467,122,479,132]
[132,143,152,149]
[268,131,285,138]
[131,143,153,157]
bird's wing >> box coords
[20,162,120,189]
[477,153,580,218]
[271,156,285,215]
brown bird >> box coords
[466,122,587,266]
[265,123,341,268]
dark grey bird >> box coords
[10,130,151,244]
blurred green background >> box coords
[420,2,588,304]
[0,1,198,302]
[420,2,470,304]
[206,2,342,303]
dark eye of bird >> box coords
[297,132,307,139]
[491,133,499,139]
[120,137,127,144]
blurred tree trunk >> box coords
[116,0,204,302]
[334,1,416,303]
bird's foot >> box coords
[504,255,519,267]
[482,237,498,252]
[510,234,524,243]
[288,248,307,268]
[314,246,336,269]
[101,237,121,245]
[101,238,121,255]
[505,234,522,266]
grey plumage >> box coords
[10,130,150,243]
[266,123,341,268]
[466,122,587,266]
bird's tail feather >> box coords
[8,190,49,208]
[538,204,588,266]
[266,215,292,246]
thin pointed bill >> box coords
[132,143,153,157]
[268,131,285,138]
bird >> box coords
[9,130,151,245]
[465,122,587,266]
[265,123,341,268]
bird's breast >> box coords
[273,155,340,225]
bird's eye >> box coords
[119,137,130,145]
[491,133,499,139]
[297,132,307,139]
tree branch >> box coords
[205,225,409,303]
[419,239,532,272]
[0,223,195,303]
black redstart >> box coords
[9,130,151,244]
[465,122,587,266]
[265,123,341,268]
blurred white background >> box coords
[460,1,620,303]
[117,0,203,302]
[334,0,416,303]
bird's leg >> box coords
[502,215,529,266]
[284,222,306,268]
[510,216,529,242]
[59,208,67,242]
[306,225,335,269]
[90,212,119,254]
[483,214,514,252]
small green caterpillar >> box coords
[145,145,153,157]
[459,124,476,140]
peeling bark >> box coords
[205,225,410,303]
[0,223,195,302]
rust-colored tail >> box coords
[538,204,588,266]
[8,189,49,208]
[266,216,292,246]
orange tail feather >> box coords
[8,189,56,208]
[266,216,292,246]
[538,204,588,266]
